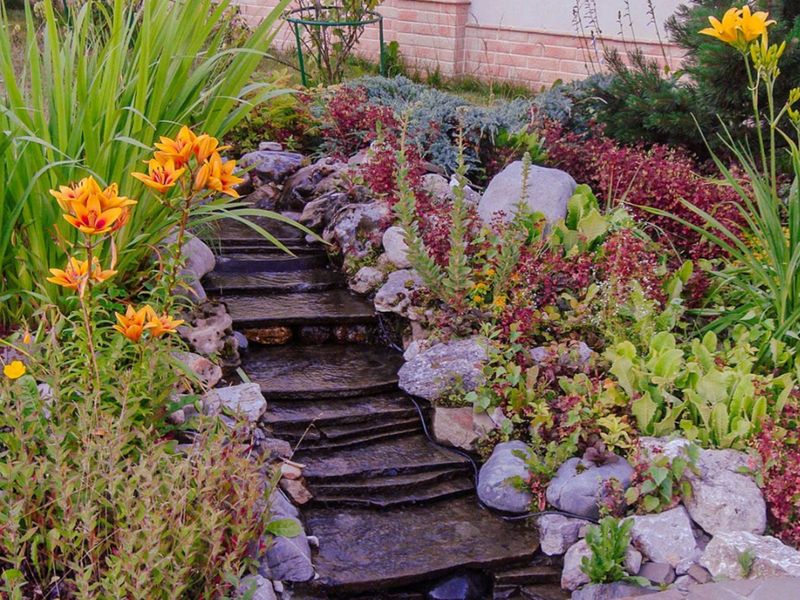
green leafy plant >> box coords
[580,517,638,584]
[0,0,292,325]
[625,444,699,513]
[607,330,794,448]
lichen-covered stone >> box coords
[398,336,487,401]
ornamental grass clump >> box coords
[0,0,292,325]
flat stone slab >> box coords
[300,435,469,481]
[645,576,800,599]
[215,253,329,273]
[245,344,403,399]
[204,268,344,295]
[311,467,470,495]
[302,495,540,592]
[311,473,475,509]
[263,392,418,428]
[224,290,375,328]
[208,215,308,244]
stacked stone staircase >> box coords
[204,215,565,598]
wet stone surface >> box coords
[204,268,344,295]
[245,343,404,399]
[301,496,541,593]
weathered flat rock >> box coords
[214,253,329,273]
[285,419,421,452]
[224,290,375,328]
[303,495,539,592]
[204,268,344,295]
[263,392,417,428]
[246,344,403,399]
[301,435,469,481]
[311,474,475,509]
[311,467,470,495]
[208,215,308,245]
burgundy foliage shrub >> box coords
[757,400,800,547]
[542,123,746,260]
[320,86,398,159]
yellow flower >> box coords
[131,158,186,194]
[154,126,198,168]
[3,360,25,380]
[700,6,774,47]
[492,294,508,310]
[113,305,155,343]
[738,5,775,42]
[145,312,185,338]
[194,152,244,198]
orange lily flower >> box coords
[97,182,137,211]
[193,134,231,163]
[145,312,185,338]
[194,152,244,198]
[63,193,122,235]
[131,158,186,194]
[50,180,86,212]
[154,126,198,167]
[113,305,155,343]
[47,256,117,290]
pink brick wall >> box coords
[234,0,683,89]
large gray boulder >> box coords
[478,162,576,226]
[630,506,697,567]
[202,383,266,423]
[398,336,487,402]
[701,531,800,580]
[546,456,634,519]
[382,226,411,269]
[684,448,766,536]
[262,522,314,582]
[477,441,533,513]
[236,575,277,600]
[239,150,305,185]
[561,539,592,591]
[374,269,423,318]
[323,201,390,259]
[538,514,584,556]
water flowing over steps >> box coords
[205,217,562,598]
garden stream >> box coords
[204,215,563,599]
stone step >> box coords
[493,583,569,600]
[204,268,344,295]
[300,435,470,481]
[493,559,563,586]
[287,422,421,453]
[263,392,419,428]
[311,466,470,495]
[223,289,375,328]
[300,495,540,593]
[207,215,309,245]
[310,473,475,509]
[245,343,404,400]
[271,413,422,445]
[215,253,329,273]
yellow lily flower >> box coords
[131,158,186,194]
[3,360,25,380]
[145,312,185,338]
[700,7,741,45]
[113,305,156,343]
[739,5,775,42]
[154,126,198,168]
[194,152,244,198]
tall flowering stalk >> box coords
[132,126,243,304]
[651,6,800,358]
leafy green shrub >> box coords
[607,331,794,449]
[626,444,699,513]
[0,0,291,325]
[581,517,637,584]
